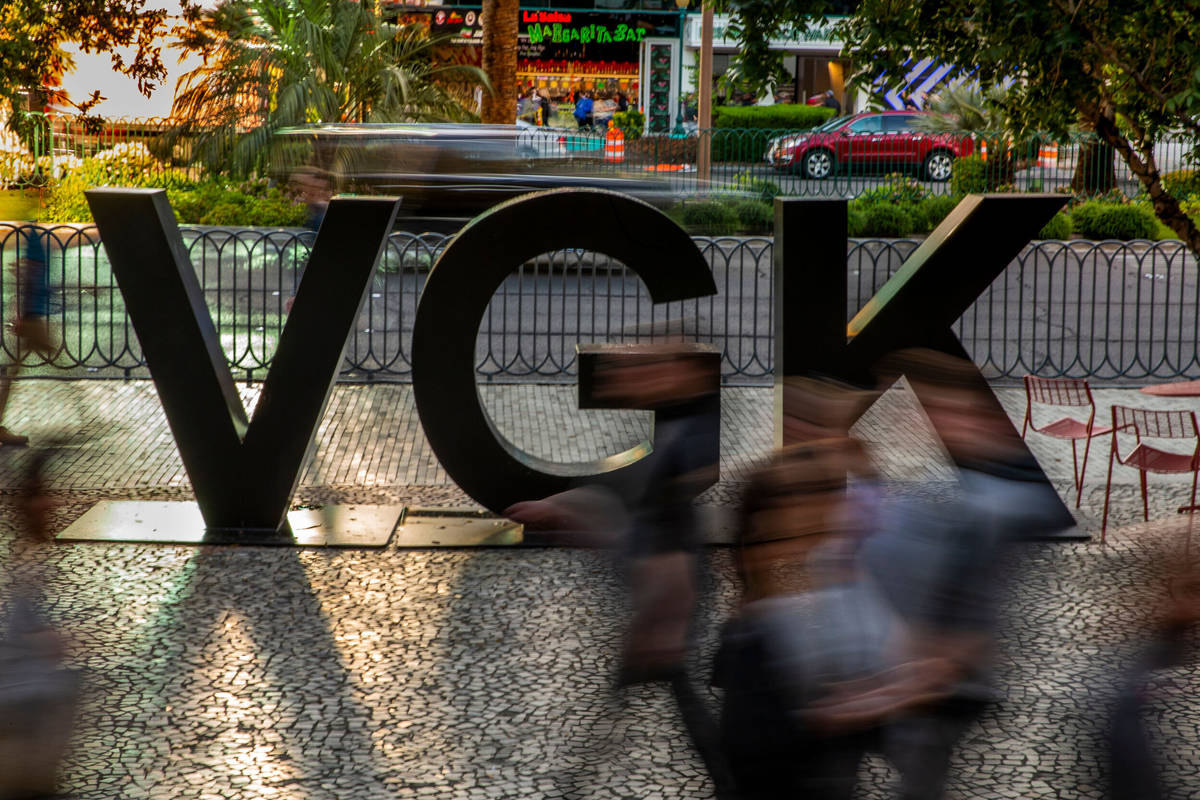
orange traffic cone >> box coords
[604,121,625,163]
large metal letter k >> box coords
[774,194,1080,537]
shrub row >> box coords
[36,144,308,226]
[676,172,1165,240]
[710,105,835,163]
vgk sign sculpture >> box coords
[62,187,1076,546]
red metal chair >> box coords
[1102,405,1200,539]
[1022,376,1112,508]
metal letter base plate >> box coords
[56,501,405,547]
[394,508,524,547]
[55,504,742,548]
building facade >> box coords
[379,2,864,129]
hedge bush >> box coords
[1070,202,1158,240]
[948,154,1016,195]
[39,144,308,225]
[680,199,740,234]
[949,155,989,196]
[171,179,309,227]
[856,173,927,206]
[1037,212,1073,240]
[729,199,773,232]
[612,109,645,141]
[731,173,780,203]
[711,105,837,130]
[858,203,916,237]
[1162,169,1200,199]
[916,194,960,232]
[710,104,835,163]
[847,206,868,237]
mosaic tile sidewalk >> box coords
[0,379,1197,799]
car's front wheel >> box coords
[803,149,835,180]
[924,150,955,182]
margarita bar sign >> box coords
[434,9,678,45]
[522,10,648,45]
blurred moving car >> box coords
[275,123,670,231]
[765,111,975,181]
[515,120,606,159]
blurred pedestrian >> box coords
[574,91,595,129]
[0,450,79,798]
[593,92,617,129]
[822,89,842,115]
[714,378,885,800]
[506,344,730,796]
[0,223,59,446]
[284,168,332,313]
[1107,560,1200,800]
[855,348,1065,800]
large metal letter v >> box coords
[84,189,400,537]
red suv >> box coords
[765,111,974,182]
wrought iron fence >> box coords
[2,223,1198,384]
[4,112,1193,201]
[0,115,189,189]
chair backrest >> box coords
[1111,405,1200,439]
[1025,376,1094,407]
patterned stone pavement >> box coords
[1,379,1199,799]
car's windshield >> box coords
[810,115,850,133]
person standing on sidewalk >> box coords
[822,89,842,116]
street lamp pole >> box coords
[697,2,713,182]
[673,0,689,136]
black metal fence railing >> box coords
[2,224,1198,384]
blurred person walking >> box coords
[714,378,887,800]
[0,223,62,447]
[284,168,332,313]
[506,344,732,797]
[853,348,1066,800]
[0,450,79,798]
[574,91,595,129]
[1106,559,1200,800]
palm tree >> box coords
[915,85,1024,188]
[480,0,519,124]
[167,0,487,176]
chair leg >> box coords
[1102,451,1116,542]
[1077,435,1096,509]
[1140,470,1150,522]
[1071,439,1081,497]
